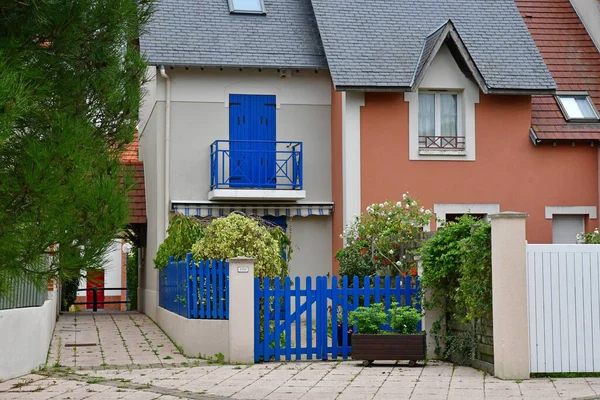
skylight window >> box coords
[229,0,265,14]
[556,94,599,121]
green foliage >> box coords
[126,246,138,311]
[337,194,432,279]
[419,215,492,322]
[349,303,388,334]
[349,302,422,335]
[419,215,491,363]
[389,303,422,334]
[443,330,477,365]
[62,277,80,311]
[336,246,376,284]
[192,213,288,279]
[578,229,600,244]
[0,0,153,290]
[154,214,205,269]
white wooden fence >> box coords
[527,244,600,373]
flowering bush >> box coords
[337,193,433,277]
[192,213,288,279]
[577,228,600,244]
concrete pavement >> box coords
[3,312,600,399]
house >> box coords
[137,0,600,315]
[74,138,146,311]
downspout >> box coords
[159,66,171,241]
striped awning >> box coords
[172,202,334,218]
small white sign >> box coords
[237,266,249,273]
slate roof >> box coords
[140,0,327,69]
[310,0,556,92]
[515,0,600,140]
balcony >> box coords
[418,135,466,156]
[209,140,305,201]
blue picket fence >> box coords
[158,254,229,319]
[254,275,420,362]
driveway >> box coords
[2,312,600,399]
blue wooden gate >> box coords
[229,94,276,188]
[254,275,420,362]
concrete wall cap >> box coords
[489,212,529,219]
[227,257,257,263]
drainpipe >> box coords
[159,66,171,241]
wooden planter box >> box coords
[351,333,426,366]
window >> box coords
[556,94,599,121]
[228,0,265,14]
[418,92,464,150]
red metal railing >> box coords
[419,136,465,150]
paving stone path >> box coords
[3,312,600,399]
[47,312,188,368]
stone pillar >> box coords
[489,212,530,379]
[227,257,256,364]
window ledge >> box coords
[419,149,467,156]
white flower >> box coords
[411,201,417,206]
[425,210,432,216]
[339,234,344,239]
[402,193,407,200]
[389,249,394,255]
[402,255,406,259]
[419,207,424,213]
[379,203,384,208]
[406,204,410,209]
[396,261,402,266]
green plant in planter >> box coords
[349,303,422,334]
[389,303,421,334]
[349,303,388,334]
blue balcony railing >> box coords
[210,140,303,190]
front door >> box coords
[86,270,105,310]
[229,94,276,188]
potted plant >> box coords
[349,302,425,367]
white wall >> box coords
[288,216,332,279]
[0,292,57,380]
[570,0,600,51]
[156,306,229,360]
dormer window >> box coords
[556,94,599,121]
[228,0,265,14]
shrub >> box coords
[349,302,422,335]
[419,214,491,361]
[192,213,287,279]
[154,214,205,269]
[389,304,421,334]
[578,229,600,244]
[337,193,432,279]
[348,303,388,334]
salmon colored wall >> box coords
[331,87,343,276]
[358,92,598,244]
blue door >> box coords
[229,94,276,188]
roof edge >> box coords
[145,61,329,71]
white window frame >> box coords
[228,0,266,14]
[418,91,463,150]
[555,92,600,122]
[545,206,597,220]
[434,203,500,226]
